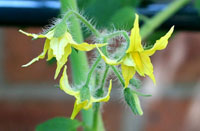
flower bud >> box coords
[123,88,143,115]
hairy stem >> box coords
[85,56,101,86]
[111,66,125,87]
[100,65,110,89]
[63,10,100,37]
[59,0,93,129]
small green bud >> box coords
[124,88,143,115]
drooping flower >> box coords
[97,14,174,88]
[60,66,112,119]
[19,29,106,79]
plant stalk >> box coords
[141,0,190,39]
[59,0,93,129]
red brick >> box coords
[145,99,191,131]
[0,100,123,131]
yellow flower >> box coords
[19,29,106,79]
[60,66,112,119]
[97,14,174,88]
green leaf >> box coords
[85,0,121,27]
[54,21,68,38]
[124,88,143,115]
[109,7,136,30]
[195,0,200,14]
[119,0,140,7]
[36,117,82,131]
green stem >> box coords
[102,32,127,88]
[92,103,101,131]
[104,31,130,44]
[111,66,125,87]
[139,14,149,23]
[102,31,130,59]
[92,65,109,131]
[140,0,190,39]
[92,64,110,131]
[100,65,110,89]
[63,10,100,37]
[85,56,101,86]
[59,0,93,129]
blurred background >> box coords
[0,0,200,131]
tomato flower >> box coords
[97,14,174,88]
[19,29,106,79]
[60,66,112,119]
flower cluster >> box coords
[20,13,174,119]
[20,26,111,119]
[97,14,174,88]
[60,66,112,119]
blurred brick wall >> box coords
[4,27,57,83]
[144,32,200,131]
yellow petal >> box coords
[126,14,143,53]
[144,26,174,56]
[121,64,136,88]
[47,48,54,61]
[131,52,144,76]
[19,30,46,39]
[71,43,107,51]
[92,79,112,102]
[54,44,72,79]
[44,30,54,39]
[96,46,122,65]
[140,53,156,84]
[64,32,77,44]
[70,100,88,120]
[83,99,93,110]
[122,53,135,67]
[59,66,80,97]
[22,39,50,67]
[49,36,68,61]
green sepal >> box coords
[73,48,79,53]
[129,78,141,89]
[36,117,82,131]
[131,90,152,97]
[32,37,38,40]
[47,57,56,65]
[53,21,68,38]
[124,88,143,115]
[80,86,91,102]
[94,88,104,98]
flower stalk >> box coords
[59,0,93,129]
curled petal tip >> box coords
[19,29,27,35]
[21,65,26,68]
